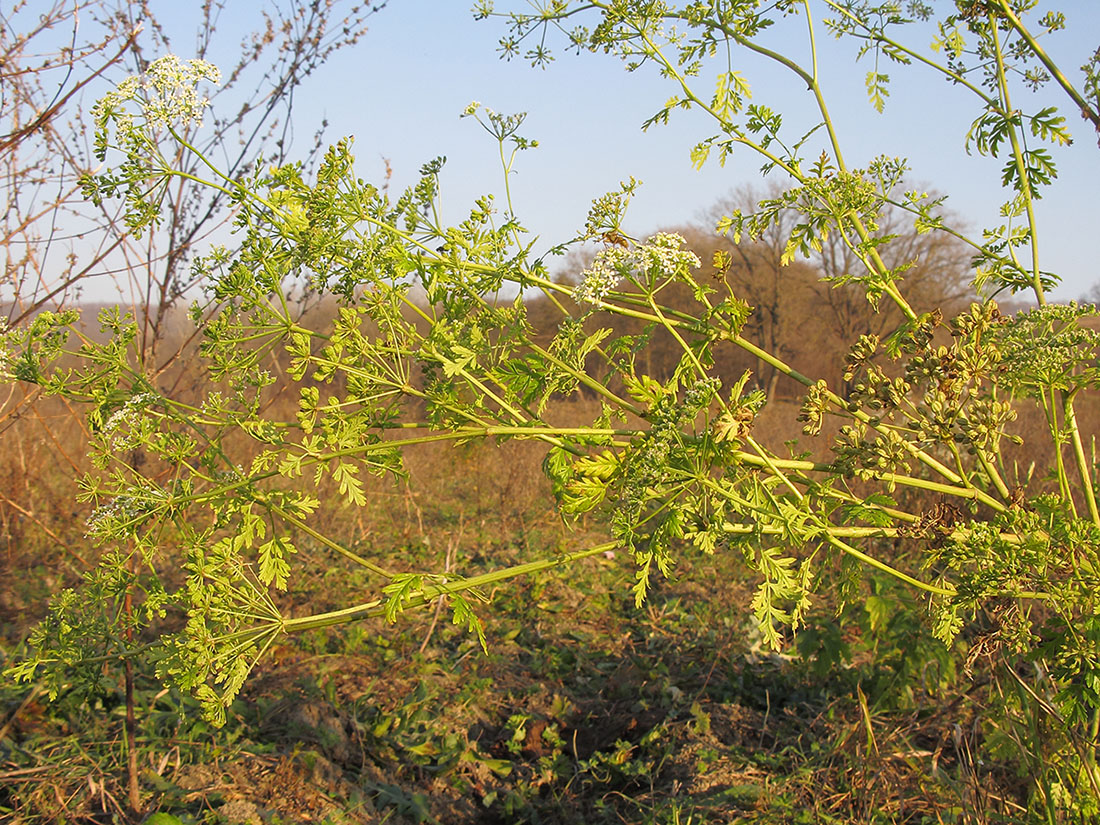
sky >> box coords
[83,1,1100,301]
[286,0,1100,300]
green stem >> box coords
[729,449,1000,507]
[169,127,284,216]
[267,504,393,578]
[646,294,712,389]
[989,15,1046,306]
[667,6,918,322]
[744,435,804,501]
[466,289,644,415]
[1064,391,1100,528]
[1042,386,1075,515]
[280,542,617,634]
[718,521,1033,543]
[821,0,995,105]
[825,534,953,596]
[529,341,644,416]
[975,447,1012,502]
[990,0,1100,133]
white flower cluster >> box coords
[635,232,702,277]
[85,484,170,539]
[574,232,701,307]
[102,392,158,448]
[215,464,246,482]
[84,495,142,539]
[0,320,13,380]
[574,246,630,306]
[99,55,221,129]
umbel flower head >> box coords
[574,232,701,306]
[92,54,221,136]
[83,56,221,235]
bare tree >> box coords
[696,184,825,399]
[2,2,134,313]
[3,1,385,354]
[812,197,974,346]
[1081,280,1100,306]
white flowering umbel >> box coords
[574,246,630,305]
[93,55,221,133]
[0,320,13,381]
[84,56,222,236]
[100,392,159,450]
[574,232,701,306]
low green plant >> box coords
[4,1,1100,818]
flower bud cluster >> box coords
[833,423,912,478]
[843,334,879,382]
[849,366,910,414]
[915,389,961,443]
[798,380,830,436]
[954,397,1017,453]
[906,347,959,389]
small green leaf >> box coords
[382,574,424,623]
[258,537,295,590]
[451,594,488,653]
[144,813,187,825]
[332,461,366,506]
[864,594,893,633]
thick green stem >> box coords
[989,16,1046,306]
[1064,392,1100,528]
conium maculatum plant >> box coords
[4,1,1100,817]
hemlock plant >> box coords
[4,1,1100,816]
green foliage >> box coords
[4,0,1100,819]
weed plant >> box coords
[3,1,1100,821]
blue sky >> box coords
[154,2,1100,299]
